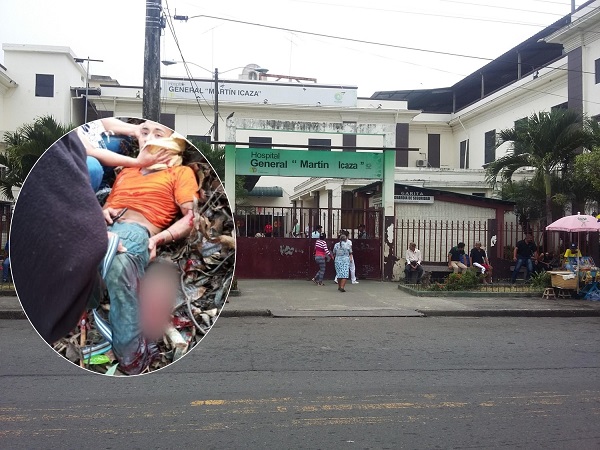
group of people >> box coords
[403,241,493,284]
[311,226,364,292]
[403,233,587,285]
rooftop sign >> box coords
[162,79,357,107]
[235,148,383,178]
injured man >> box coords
[102,120,200,374]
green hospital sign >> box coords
[235,148,383,178]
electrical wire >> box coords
[185,13,599,76]
[164,0,214,134]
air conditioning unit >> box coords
[416,159,427,167]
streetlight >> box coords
[74,57,103,124]
[161,61,268,142]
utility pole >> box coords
[143,0,162,121]
[214,68,219,144]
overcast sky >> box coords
[0,0,589,97]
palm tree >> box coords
[486,109,592,225]
[0,116,72,200]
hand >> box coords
[148,237,158,261]
[103,207,120,225]
[136,146,172,168]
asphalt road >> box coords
[1,316,600,449]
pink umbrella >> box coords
[546,214,600,232]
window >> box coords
[459,139,469,169]
[484,130,496,164]
[35,74,54,97]
[308,138,331,151]
[427,134,440,168]
[249,136,272,149]
[596,58,600,84]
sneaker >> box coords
[334,279,338,284]
[351,280,359,284]
[311,278,318,285]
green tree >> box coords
[0,116,72,200]
[486,109,591,225]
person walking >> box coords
[511,233,538,283]
[312,233,332,286]
[333,231,353,292]
[448,242,468,273]
[334,230,358,284]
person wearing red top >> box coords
[312,234,332,286]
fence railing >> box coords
[394,219,549,263]
[234,206,383,240]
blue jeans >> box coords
[104,222,152,374]
[314,256,326,282]
[512,257,534,282]
[86,156,103,192]
[2,256,10,282]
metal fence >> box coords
[234,206,383,240]
[394,219,549,263]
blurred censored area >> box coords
[12,118,235,375]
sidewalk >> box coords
[3,279,600,320]
[223,279,600,318]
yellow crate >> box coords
[550,272,578,289]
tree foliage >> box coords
[486,109,592,225]
[0,116,72,200]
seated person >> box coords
[448,242,468,274]
[102,121,200,374]
[470,242,492,283]
[404,242,423,283]
[563,243,582,271]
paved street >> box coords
[1,315,600,449]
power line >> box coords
[163,0,214,133]
[435,0,567,15]
[290,0,563,27]
[185,13,598,76]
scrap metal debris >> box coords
[52,148,235,375]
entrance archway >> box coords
[224,119,410,280]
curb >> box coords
[0,310,26,320]
[398,284,543,298]
[417,309,600,317]
[219,309,272,317]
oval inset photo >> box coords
[11,117,235,376]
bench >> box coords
[419,264,452,282]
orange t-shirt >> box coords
[105,166,199,229]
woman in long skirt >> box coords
[333,231,353,292]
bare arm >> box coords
[147,203,195,260]
[99,118,142,139]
